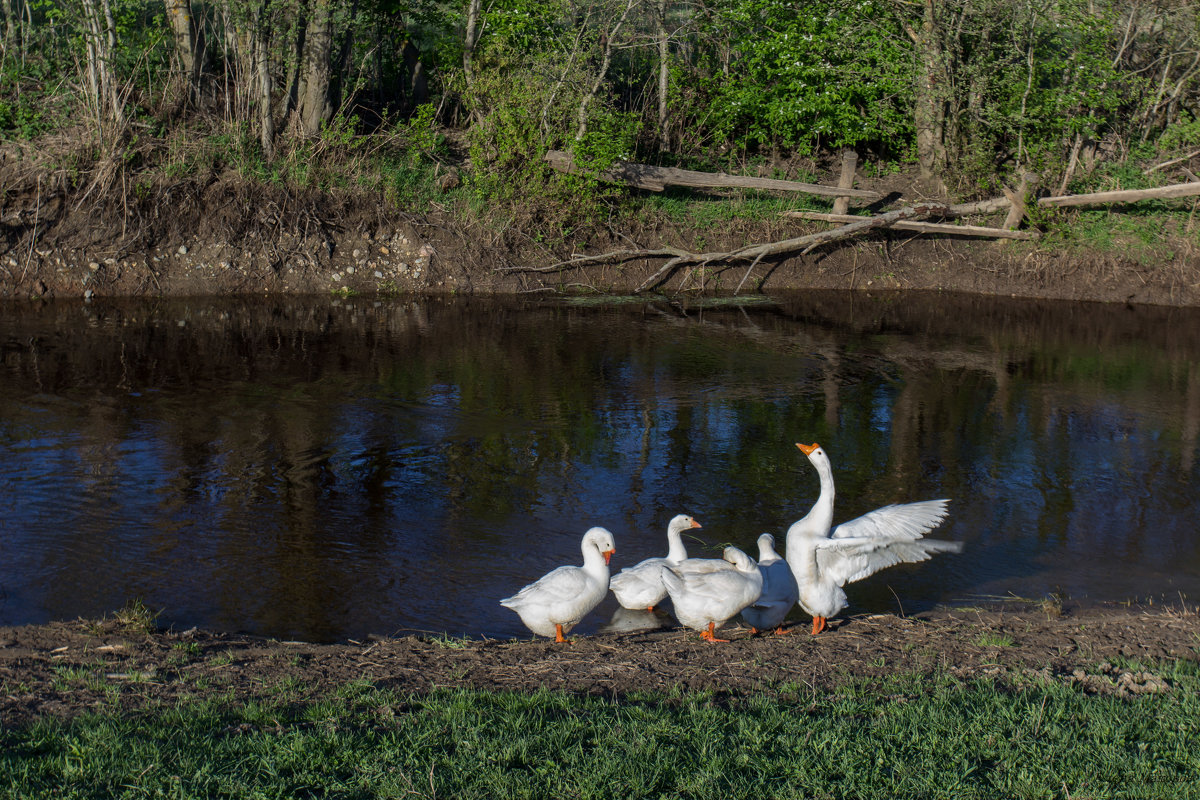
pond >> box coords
[2,292,1198,642]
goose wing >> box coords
[500,565,592,608]
[815,536,963,587]
[610,558,669,607]
[831,499,951,541]
[672,557,736,577]
[611,557,666,590]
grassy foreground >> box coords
[3,665,1199,800]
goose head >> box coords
[722,545,756,572]
[583,526,617,565]
[756,533,780,561]
[668,514,702,534]
[796,442,830,470]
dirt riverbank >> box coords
[3,161,1199,306]
[2,601,1196,726]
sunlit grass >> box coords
[975,631,1016,648]
[2,665,1198,799]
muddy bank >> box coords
[2,602,1196,725]
[2,166,1199,306]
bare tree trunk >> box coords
[276,13,306,120]
[656,0,669,150]
[165,0,205,99]
[78,0,126,132]
[253,0,274,160]
[907,0,946,193]
[462,0,482,89]
[297,0,334,136]
[81,2,103,124]
[99,0,124,128]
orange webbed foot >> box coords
[701,622,730,643]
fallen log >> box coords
[544,150,882,200]
[1037,181,1200,207]
[940,196,1015,217]
[784,211,1040,240]
[936,180,1200,218]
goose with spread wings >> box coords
[788,443,962,635]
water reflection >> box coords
[1,293,1198,641]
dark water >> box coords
[2,293,1198,642]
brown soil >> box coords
[3,156,1199,306]
[2,602,1196,725]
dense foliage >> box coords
[1,0,1199,200]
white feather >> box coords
[500,527,616,639]
[787,443,961,627]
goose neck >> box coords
[665,527,688,562]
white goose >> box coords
[788,442,961,635]
[500,527,616,643]
[661,546,763,642]
[609,514,702,611]
[741,533,800,635]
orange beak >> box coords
[603,550,614,565]
[691,520,702,529]
[796,442,819,455]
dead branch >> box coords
[784,212,1040,240]
[503,203,950,293]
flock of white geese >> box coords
[501,442,963,643]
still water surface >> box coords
[2,293,1198,641]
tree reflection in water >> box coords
[1,292,1198,641]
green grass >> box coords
[643,189,830,228]
[975,631,1016,648]
[3,665,1199,799]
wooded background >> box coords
[3,0,1199,200]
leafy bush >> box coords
[675,0,913,158]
